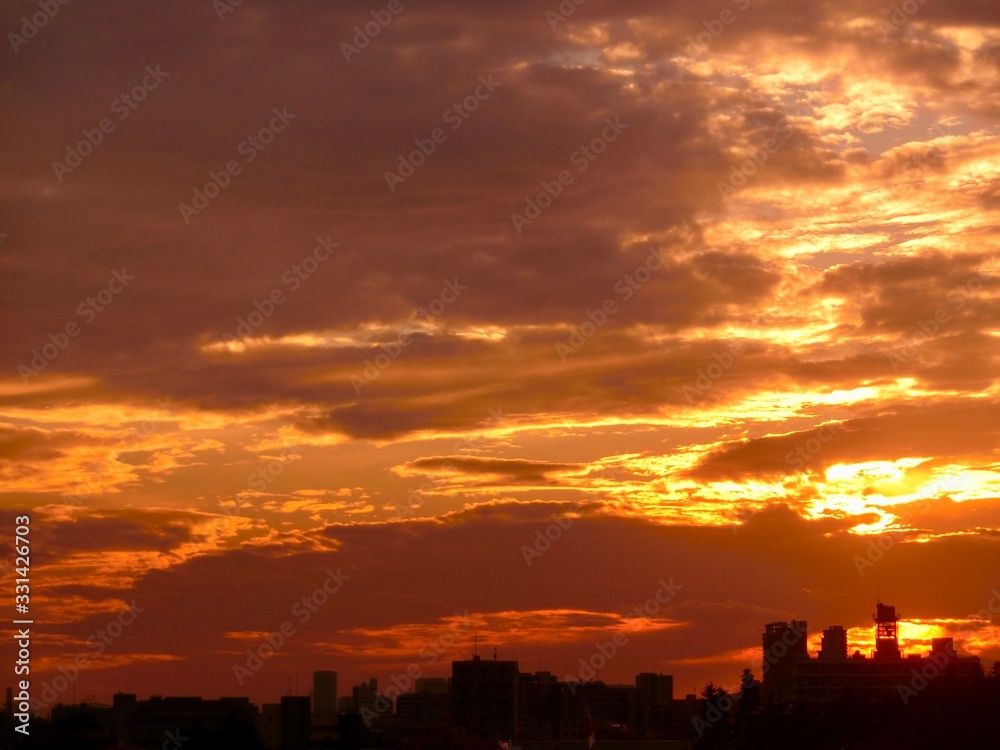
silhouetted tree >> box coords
[695,682,733,748]
[739,668,760,712]
[700,682,727,702]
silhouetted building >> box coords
[760,619,808,703]
[517,671,559,740]
[415,677,449,694]
[452,655,518,739]
[762,602,983,705]
[662,693,701,743]
[1,688,12,750]
[112,694,260,747]
[311,670,337,725]
[391,677,451,743]
[351,678,378,715]
[258,702,282,749]
[27,703,112,750]
[580,680,639,736]
[819,625,848,661]
[517,679,640,742]
[637,672,674,707]
[637,672,674,737]
[279,695,309,750]
[528,678,581,741]
[49,702,113,741]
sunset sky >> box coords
[2,0,1000,710]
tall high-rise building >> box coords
[280,695,310,750]
[636,672,674,707]
[312,670,337,725]
[819,625,848,661]
[635,672,675,738]
[452,655,518,739]
[760,619,808,703]
[352,678,378,715]
[396,678,452,733]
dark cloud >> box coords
[0,425,103,463]
[690,400,1000,481]
[11,502,998,703]
[30,509,198,559]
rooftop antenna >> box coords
[493,647,497,661]
[474,634,479,658]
